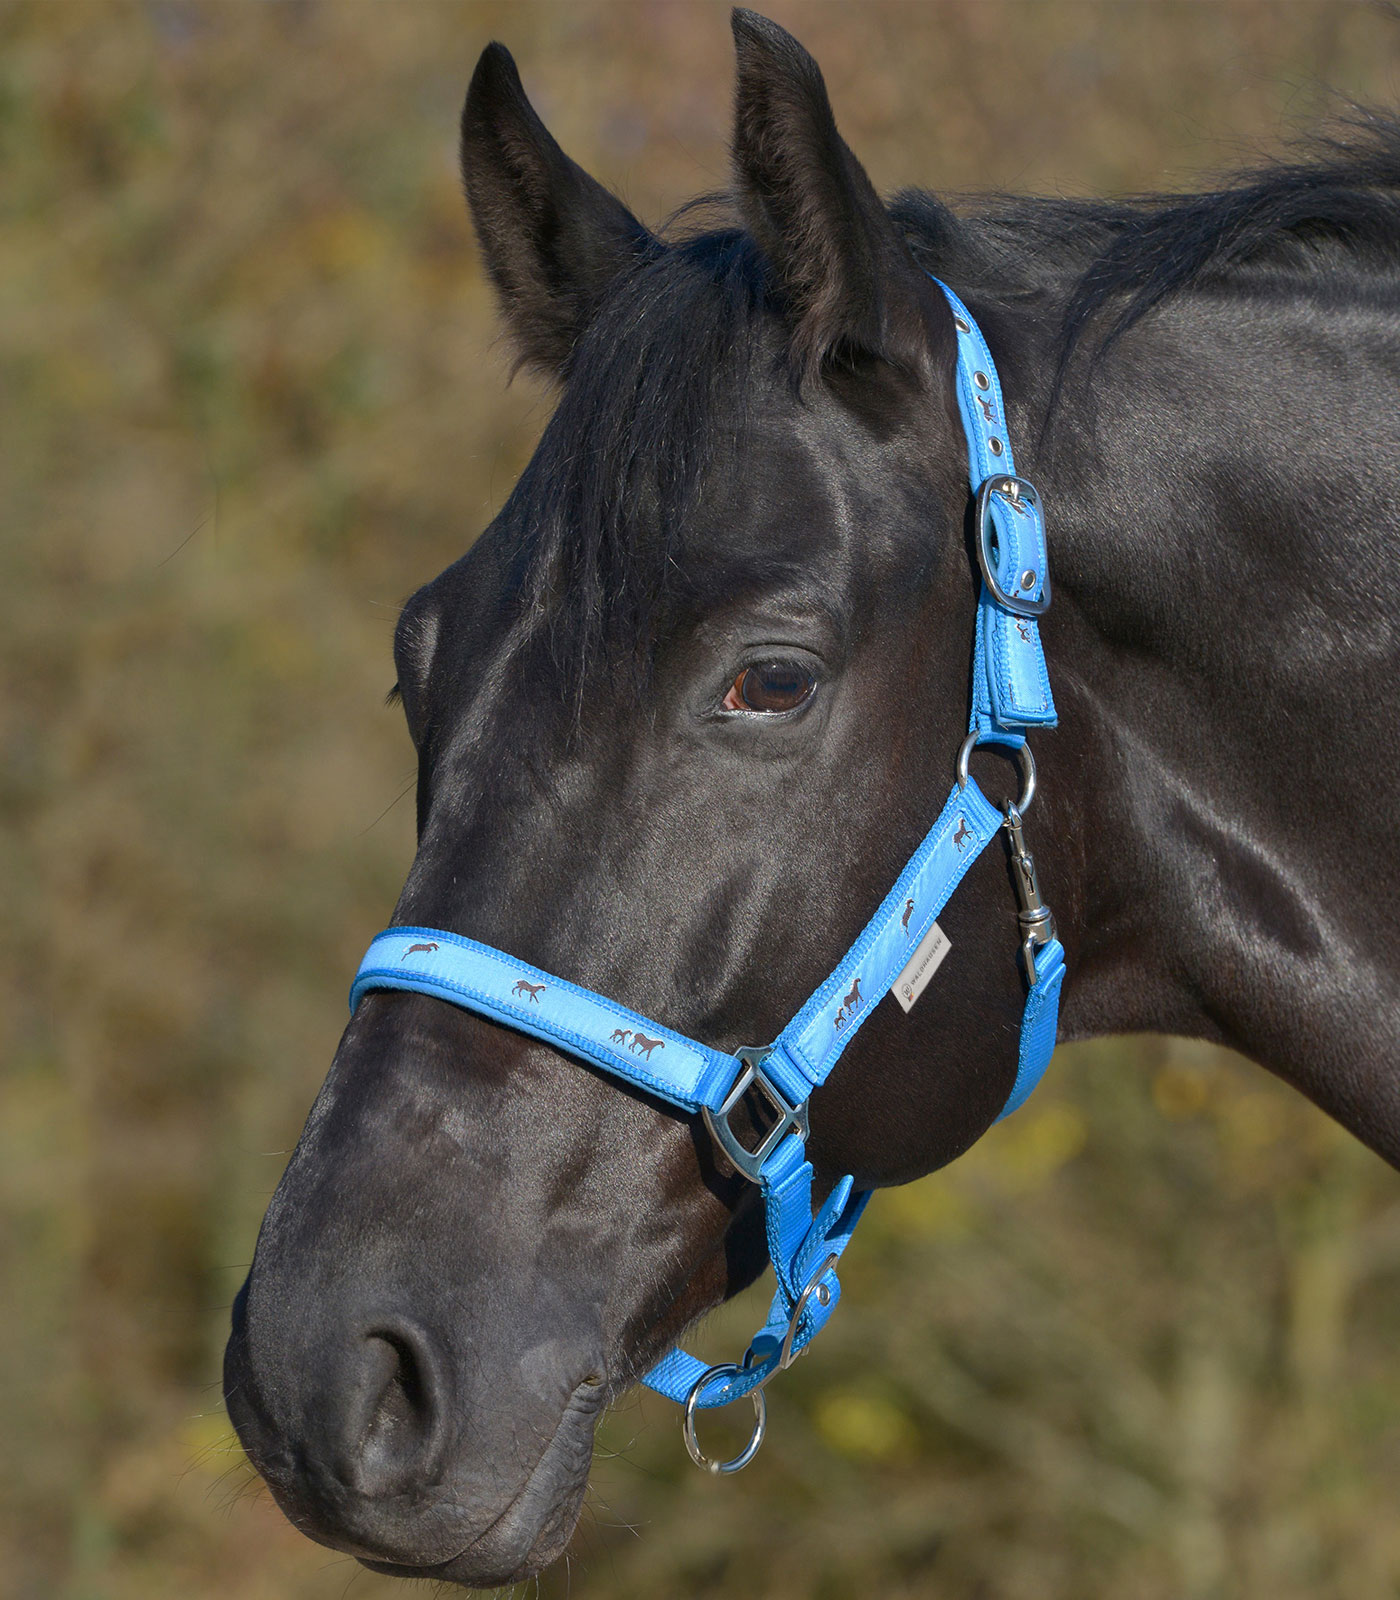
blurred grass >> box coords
[3,3,1400,1598]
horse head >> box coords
[226,11,1055,1586]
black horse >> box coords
[224,9,1400,1589]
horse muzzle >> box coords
[224,1276,606,1584]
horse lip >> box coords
[359,1375,606,1585]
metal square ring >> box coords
[701,1046,810,1185]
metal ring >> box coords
[682,1364,768,1475]
[956,732,1036,814]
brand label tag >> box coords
[890,921,951,1013]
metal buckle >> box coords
[683,1363,768,1475]
[679,1252,837,1473]
[975,475,1051,617]
[775,1253,839,1371]
[701,1046,810,1186]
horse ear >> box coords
[729,9,945,384]
[460,44,656,377]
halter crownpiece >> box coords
[349,280,1064,1472]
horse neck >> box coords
[1013,283,1400,1159]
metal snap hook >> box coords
[682,1364,768,1475]
[956,732,1036,814]
[1001,803,1056,985]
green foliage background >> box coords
[5,3,1400,1597]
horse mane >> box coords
[508,114,1400,689]
[894,111,1400,368]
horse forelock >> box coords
[502,225,770,698]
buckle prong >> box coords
[776,1253,840,1372]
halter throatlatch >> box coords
[349,280,1065,1472]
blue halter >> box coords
[349,280,1064,1471]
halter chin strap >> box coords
[348,280,1065,1467]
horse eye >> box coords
[723,661,817,714]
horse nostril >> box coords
[352,1321,448,1498]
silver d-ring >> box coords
[956,731,1036,814]
[682,1363,768,1475]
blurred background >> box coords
[5,3,1400,1597]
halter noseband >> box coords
[349,280,1063,1472]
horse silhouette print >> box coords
[401,941,439,960]
[902,897,916,934]
[609,1028,632,1046]
[511,979,546,1003]
[629,1032,664,1060]
[953,817,971,849]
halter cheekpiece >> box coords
[349,280,1064,1472]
